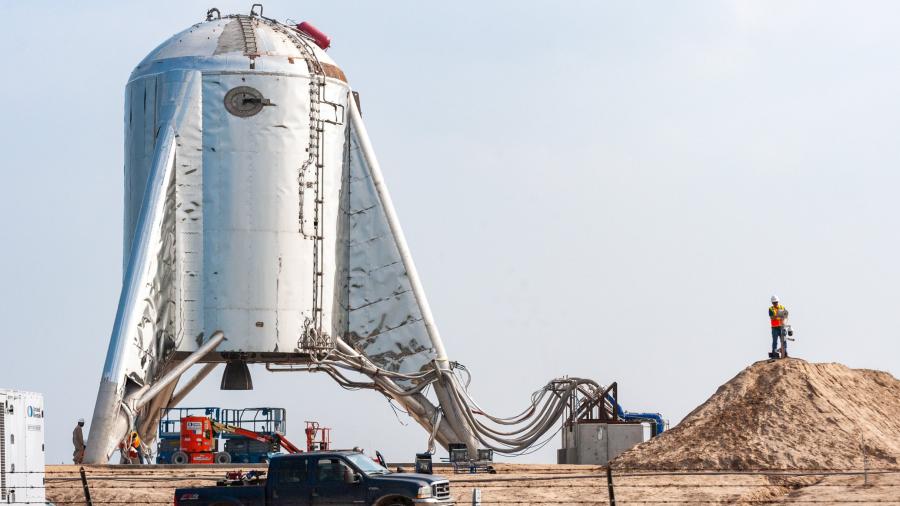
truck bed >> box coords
[175,483,265,506]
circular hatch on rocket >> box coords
[223,86,267,117]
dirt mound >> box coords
[613,359,900,470]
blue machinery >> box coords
[612,399,666,436]
[566,381,665,436]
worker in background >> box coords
[769,295,789,358]
[131,431,145,464]
[72,418,86,464]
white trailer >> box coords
[0,390,45,505]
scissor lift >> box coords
[156,407,287,464]
[157,407,221,464]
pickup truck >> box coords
[174,450,454,505]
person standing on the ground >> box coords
[131,431,146,465]
[769,295,789,358]
[72,418,86,464]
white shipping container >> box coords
[0,390,45,505]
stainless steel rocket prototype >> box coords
[87,7,626,464]
[86,8,476,463]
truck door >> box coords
[267,457,311,506]
[311,456,366,505]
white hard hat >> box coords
[770,295,779,303]
[78,418,85,424]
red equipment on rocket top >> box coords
[296,21,331,50]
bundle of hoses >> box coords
[277,337,619,456]
[439,370,611,455]
[266,338,441,397]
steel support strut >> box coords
[347,99,480,455]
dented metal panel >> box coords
[198,72,349,354]
[344,124,438,375]
[123,71,205,357]
[173,71,205,349]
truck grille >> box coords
[432,481,450,500]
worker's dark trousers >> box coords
[771,326,785,353]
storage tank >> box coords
[86,7,472,464]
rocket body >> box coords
[85,14,466,463]
[123,18,350,358]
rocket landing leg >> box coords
[85,332,225,463]
[345,98,481,457]
[85,73,207,463]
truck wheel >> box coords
[378,497,413,506]
[171,451,189,465]
[214,451,232,464]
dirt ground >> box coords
[614,359,900,471]
[44,360,900,504]
[44,463,900,505]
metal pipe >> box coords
[434,371,480,455]
[137,380,178,441]
[403,393,455,450]
[333,337,460,447]
[169,363,219,407]
[135,360,178,439]
[130,331,225,410]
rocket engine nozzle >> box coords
[221,361,254,390]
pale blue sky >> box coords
[2,1,899,464]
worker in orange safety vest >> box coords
[131,431,146,464]
[768,295,789,358]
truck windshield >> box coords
[346,453,390,475]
